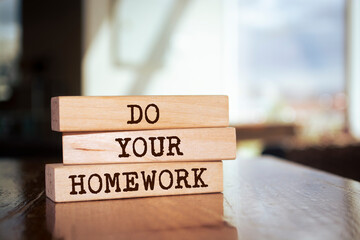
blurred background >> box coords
[0,0,359,180]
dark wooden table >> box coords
[1,156,360,240]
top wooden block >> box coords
[51,96,229,132]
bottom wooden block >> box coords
[46,161,223,202]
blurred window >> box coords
[83,0,241,122]
[238,0,346,143]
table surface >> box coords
[1,156,360,240]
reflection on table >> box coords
[46,193,237,240]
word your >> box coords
[127,104,159,124]
[115,136,183,158]
[68,168,208,195]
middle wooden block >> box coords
[63,127,236,164]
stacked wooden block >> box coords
[46,96,236,202]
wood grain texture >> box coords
[46,194,237,240]
[223,157,360,240]
[51,96,229,132]
[46,161,223,202]
[62,128,236,164]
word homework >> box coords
[46,162,223,202]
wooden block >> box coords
[51,95,229,132]
[62,127,236,164]
[46,161,223,202]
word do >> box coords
[127,104,159,124]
